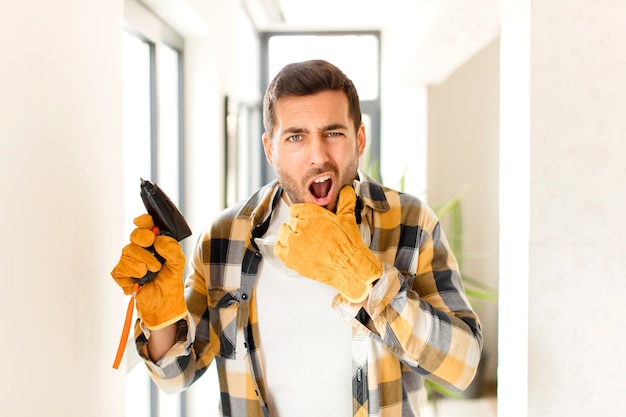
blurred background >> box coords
[2,1,625,416]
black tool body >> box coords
[135,178,192,285]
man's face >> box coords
[262,90,366,213]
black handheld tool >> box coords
[134,178,192,285]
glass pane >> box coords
[157,43,181,204]
[123,30,153,417]
[268,34,379,100]
[125,362,151,417]
[159,391,181,417]
[123,31,152,236]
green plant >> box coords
[429,189,498,304]
[425,188,498,408]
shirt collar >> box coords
[355,170,391,213]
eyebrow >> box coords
[283,123,349,134]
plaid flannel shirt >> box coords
[136,171,483,417]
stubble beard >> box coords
[276,157,360,212]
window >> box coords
[260,31,381,183]
[123,0,185,416]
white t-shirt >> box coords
[255,197,353,416]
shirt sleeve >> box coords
[333,204,483,391]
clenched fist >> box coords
[111,214,187,330]
[275,186,382,303]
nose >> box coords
[308,134,329,166]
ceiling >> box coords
[247,0,501,85]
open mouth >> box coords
[309,175,332,199]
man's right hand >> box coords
[111,214,188,330]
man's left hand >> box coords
[275,185,382,303]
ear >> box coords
[262,133,274,166]
[357,123,366,157]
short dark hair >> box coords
[263,59,362,137]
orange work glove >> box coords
[275,185,382,303]
[111,214,187,330]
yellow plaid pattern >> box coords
[135,171,482,416]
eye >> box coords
[287,134,303,142]
[326,131,345,138]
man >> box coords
[112,59,482,416]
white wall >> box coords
[141,0,261,231]
[427,38,501,385]
[0,1,126,416]
[499,1,626,416]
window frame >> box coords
[123,0,186,416]
[259,30,382,183]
